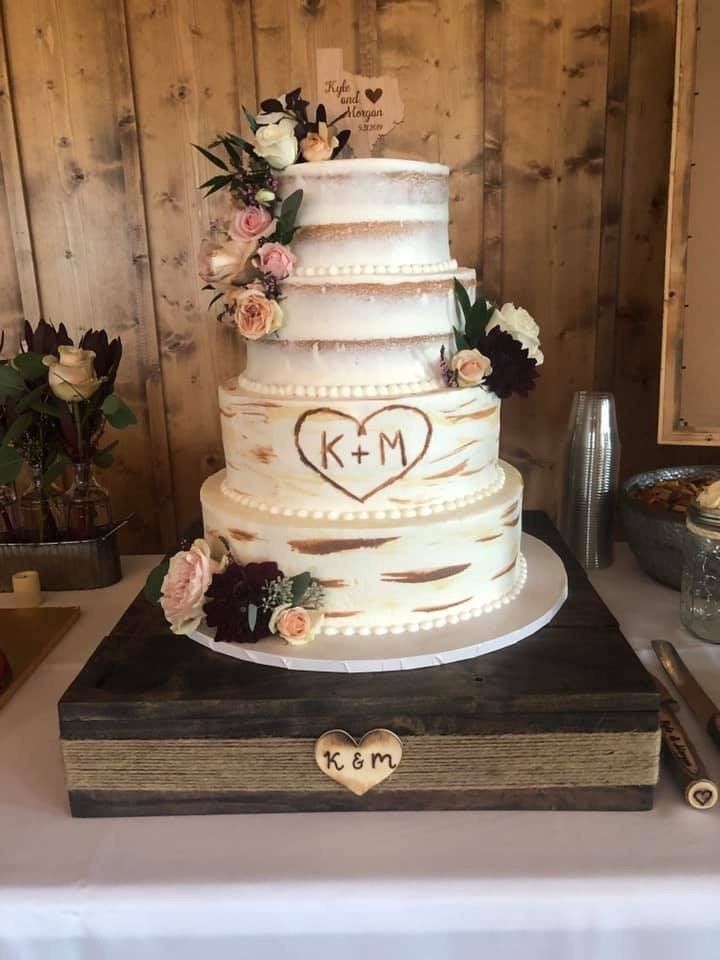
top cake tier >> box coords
[278,158,456,276]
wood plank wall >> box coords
[0,0,715,551]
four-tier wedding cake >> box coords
[153,91,543,649]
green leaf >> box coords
[225,133,257,156]
[14,382,49,414]
[101,393,137,429]
[453,278,472,324]
[203,178,234,198]
[192,143,229,171]
[41,454,67,492]
[453,327,470,351]
[29,400,61,419]
[1,411,33,446]
[0,363,25,400]
[279,189,303,228]
[247,602,258,632]
[465,299,495,347]
[13,351,47,381]
[242,106,259,134]
[199,173,232,190]
[143,558,169,604]
[93,449,114,469]
[290,571,311,605]
[0,444,23,483]
[222,136,244,170]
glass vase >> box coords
[64,460,112,540]
[18,467,64,542]
[0,483,19,542]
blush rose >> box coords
[257,242,296,280]
[300,125,339,162]
[198,238,257,286]
[229,205,275,242]
[450,348,492,387]
[160,539,227,636]
[268,605,324,645]
[225,288,284,339]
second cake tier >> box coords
[220,378,501,518]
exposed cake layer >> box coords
[201,461,524,636]
[220,379,501,517]
[278,158,450,271]
[245,270,474,388]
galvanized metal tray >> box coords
[0,517,131,592]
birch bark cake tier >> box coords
[153,93,544,649]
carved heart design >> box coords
[294,405,432,502]
[315,729,402,796]
[365,87,383,104]
[690,785,717,808]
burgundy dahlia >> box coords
[203,561,283,644]
[478,327,539,399]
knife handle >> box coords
[706,711,720,751]
[659,705,718,809]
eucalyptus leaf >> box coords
[453,278,472,324]
[0,411,32,446]
[143,558,169,604]
[248,602,258,632]
[192,143,229,171]
[0,444,23,484]
[290,571,311,605]
[0,364,25,400]
[242,106,259,134]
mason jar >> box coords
[681,502,720,643]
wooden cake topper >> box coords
[316,48,404,156]
[314,729,403,796]
[295,405,432,502]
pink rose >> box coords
[198,238,257,285]
[269,605,324,645]
[229,205,275,242]
[160,539,226,635]
[257,242,296,281]
[450,348,492,387]
[225,287,283,340]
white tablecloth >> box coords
[1,548,720,960]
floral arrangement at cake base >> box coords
[144,538,325,647]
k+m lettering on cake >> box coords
[294,405,432,502]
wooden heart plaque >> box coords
[294,405,432,502]
[314,729,403,796]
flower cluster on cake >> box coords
[146,89,543,647]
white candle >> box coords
[12,570,42,608]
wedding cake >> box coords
[152,91,543,648]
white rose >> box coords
[254,118,298,170]
[487,302,544,365]
[43,345,101,402]
[697,479,720,510]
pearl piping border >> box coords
[220,466,506,522]
[293,259,458,278]
[237,374,444,400]
[318,552,528,637]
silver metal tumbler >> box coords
[559,391,620,570]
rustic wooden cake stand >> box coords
[58,513,660,816]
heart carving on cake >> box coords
[294,405,432,502]
[365,87,383,104]
[314,729,402,796]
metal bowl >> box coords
[620,465,720,590]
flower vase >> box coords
[64,460,112,540]
[0,483,19,542]
[18,468,65,543]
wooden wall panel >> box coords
[0,0,713,548]
[2,0,172,551]
[497,0,612,510]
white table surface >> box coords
[1,547,720,960]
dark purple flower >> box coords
[478,327,539,399]
[204,560,284,644]
[23,318,72,359]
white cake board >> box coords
[189,534,567,673]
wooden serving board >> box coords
[58,514,660,816]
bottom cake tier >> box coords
[200,460,524,637]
